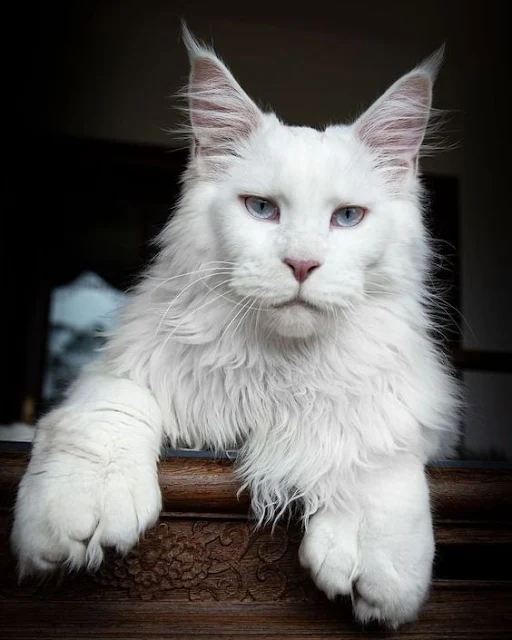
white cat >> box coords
[11,28,460,628]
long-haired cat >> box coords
[11,27,460,628]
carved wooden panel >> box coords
[93,520,314,603]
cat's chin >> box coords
[267,305,322,339]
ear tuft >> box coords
[181,21,215,63]
[417,44,445,82]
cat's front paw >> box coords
[353,544,433,627]
[353,515,435,628]
[299,509,359,598]
[299,481,434,629]
[11,447,162,576]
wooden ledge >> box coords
[1,451,511,521]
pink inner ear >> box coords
[189,57,261,146]
[357,74,431,160]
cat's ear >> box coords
[353,47,444,187]
[182,25,264,172]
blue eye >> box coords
[331,206,365,228]
[244,196,279,221]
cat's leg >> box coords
[300,454,434,628]
[352,454,434,628]
[11,372,164,577]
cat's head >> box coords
[174,27,442,340]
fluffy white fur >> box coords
[11,28,460,628]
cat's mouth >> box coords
[271,297,319,311]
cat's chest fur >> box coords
[155,321,428,522]
[161,336,340,449]
[155,306,422,460]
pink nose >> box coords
[284,258,321,283]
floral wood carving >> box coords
[93,519,320,602]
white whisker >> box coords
[154,270,232,338]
